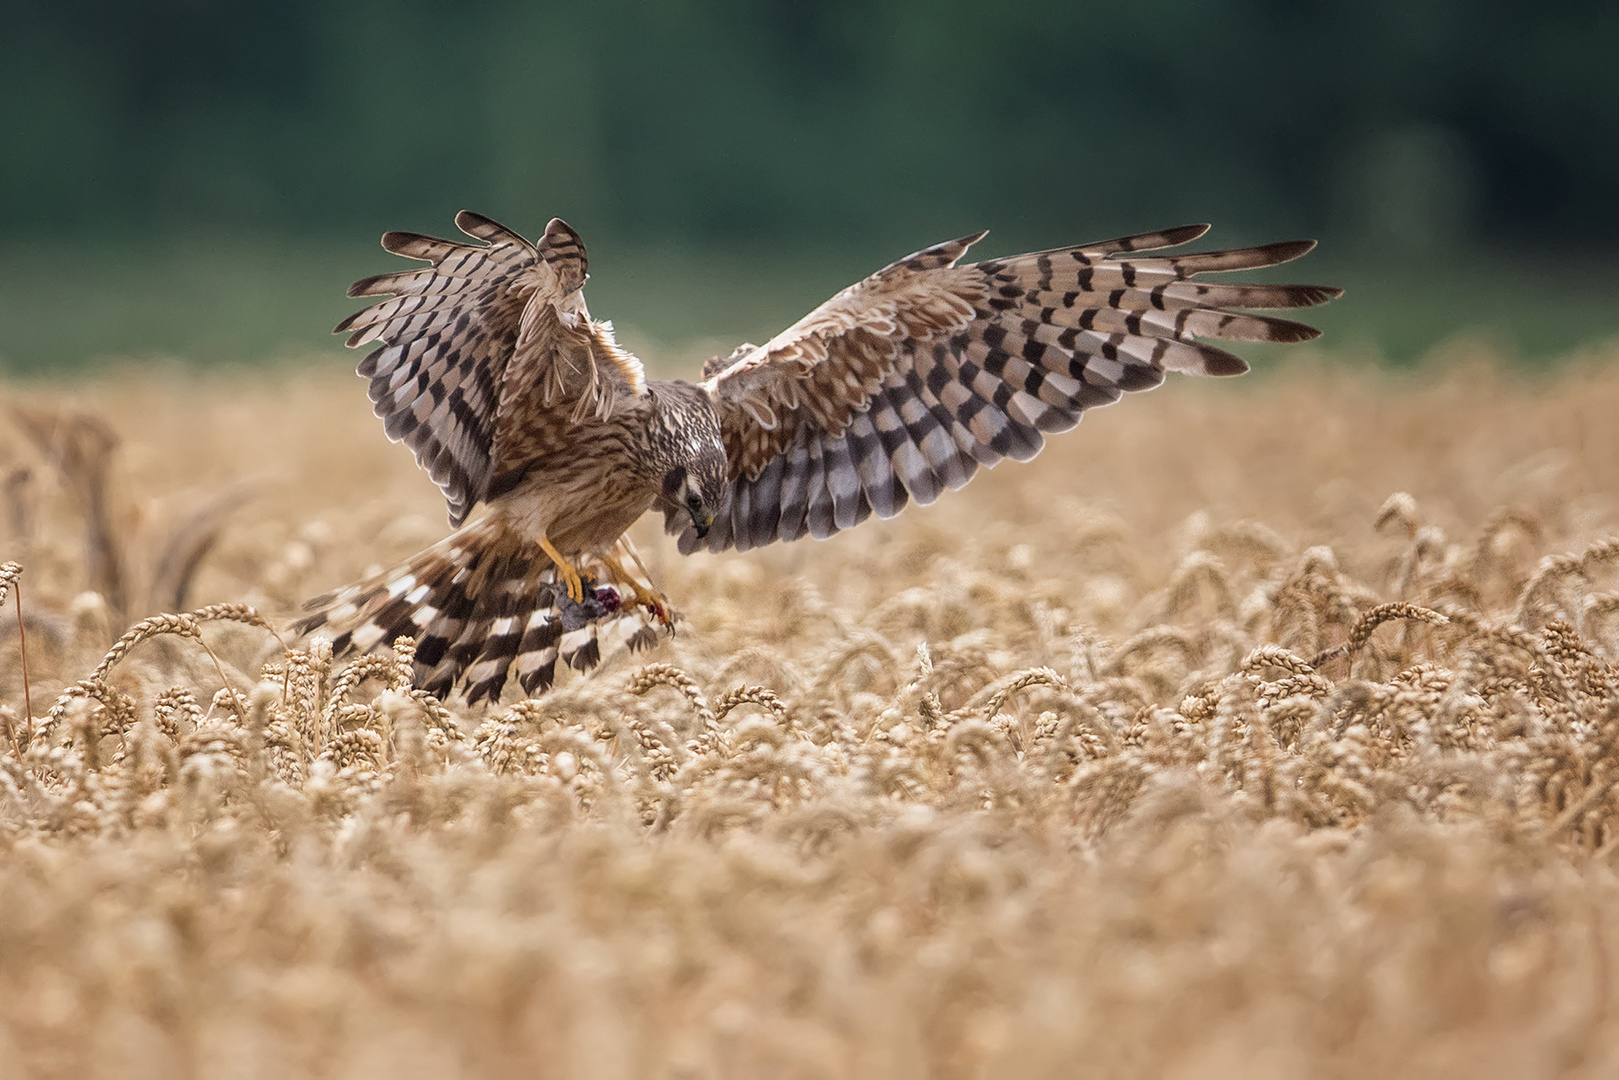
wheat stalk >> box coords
[93,612,246,724]
[1307,602,1450,668]
[0,560,27,741]
[628,663,716,728]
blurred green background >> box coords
[3,0,1617,373]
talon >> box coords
[559,564,586,603]
[598,546,674,629]
[539,535,587,603]
[624,583,673,628]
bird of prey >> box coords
[296,212,1339,703]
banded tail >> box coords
[293,517,665,704]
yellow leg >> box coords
[539,535,587,602]
[600,550,673,626]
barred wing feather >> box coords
[690,225,1340,553]
[335,212,645,526]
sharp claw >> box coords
[590,547,675,630]
[633,594,673,631]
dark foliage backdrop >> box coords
[2,0,1617,367]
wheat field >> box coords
[3,344,1619,1079]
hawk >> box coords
[296,212,1339,703]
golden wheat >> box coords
[3,348,1619,1077]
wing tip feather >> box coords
[458,209,533,250]
[453,209,496,237]
[1157,223,1213,247]
[1267,320,1324,344]
[1249,238,1318,265]
[346,272,390,300]
[1202,348,1251,376]
[380,230,430,256]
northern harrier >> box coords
[296,213,1339,703]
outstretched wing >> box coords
[688,225,1340,553]
[335,212,646,526]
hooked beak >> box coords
[692,509,714,540]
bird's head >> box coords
[661,456,726,539]
[651,384,729,540]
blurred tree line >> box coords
[5,0,1617,256]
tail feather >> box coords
[292,517,668,705]
[561,625,600,671]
